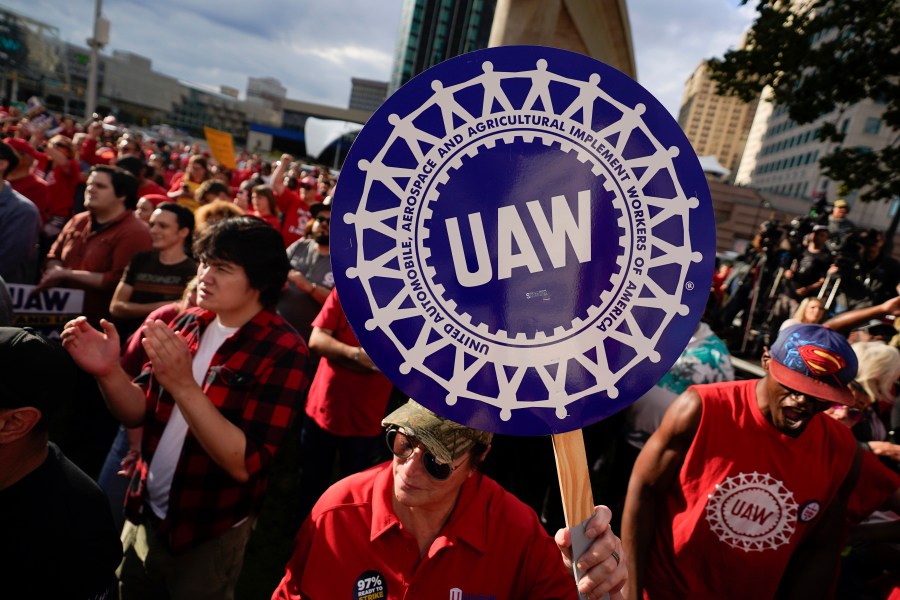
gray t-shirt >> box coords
[277,238,333,341]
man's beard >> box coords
[315,234,329,245]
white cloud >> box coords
[630,0,756,116]
[0,0,756,118]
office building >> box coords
[677,60,758,180]
[390,0,497,92]
[349,78,388,112]
[735,91,897,228]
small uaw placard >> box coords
[332,45,715,437]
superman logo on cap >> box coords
[798,345,846,377]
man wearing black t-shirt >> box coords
[785,225,835,300]
[0,327,121,599]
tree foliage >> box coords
[708,0,900,203]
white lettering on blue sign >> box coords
[331,47,714,434]
[445,190,593,287]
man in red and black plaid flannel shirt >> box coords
[63,216,309,598]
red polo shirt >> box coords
[272,462,577,600]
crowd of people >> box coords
[0,110,625,599]
[0,105,899,600]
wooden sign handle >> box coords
[552,429,595,526]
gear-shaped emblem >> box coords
[331,46,715,435]
[422,132,627,342]
[705,472,798,552]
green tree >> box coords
[707,0,900,204]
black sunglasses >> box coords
[385,427,457,480]
[315,215,330,224]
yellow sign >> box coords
[203,126,237,171]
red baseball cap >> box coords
[4,137,46,161]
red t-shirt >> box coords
[847,449,900,524]
[645,379,858,600]
[277,189,310,247]
[10,174,50,221]
[138,179,167,199]
[43,159,80,221]
[304,290,393,437]
[252,212,281,230]
[272,462,577,600]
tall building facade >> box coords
[733,5,899,229]
[677,60,758,180]
[390,0,497,92]
[736,95,894,207]
[247,76,287,112]
[349,78,388,112]
[735,92,898,230]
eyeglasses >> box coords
[385,427,457,480]
[315,215,330,225]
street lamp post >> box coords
[85,0,109,118]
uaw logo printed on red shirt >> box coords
[705,472,799,552]
[331,46,715,434]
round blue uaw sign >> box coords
[331,46,715,435]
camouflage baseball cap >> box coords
[382,400,493,464]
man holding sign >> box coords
[273,400,626,600]
[623,324,861,599]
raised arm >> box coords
[823,296,900,334]
[622,388,702,599]
[271,153,293,197]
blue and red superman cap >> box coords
[769,324,858,405]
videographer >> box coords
[827,199,856,239]
[842,229,900,310]
[783,225,836,301]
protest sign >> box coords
[331,46,715,584]
[203,126,237,170]
[8,283,84,335]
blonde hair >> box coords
[195,200,245,233]
[852,341,900,405]
[48,134,75,156]
[792,297,825,324]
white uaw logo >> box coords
[342,57,704,423]
[705,472,798,552]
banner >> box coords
[8,283,84,335]
[203,126,237,171]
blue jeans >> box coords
[97,425,130,533]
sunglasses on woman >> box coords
[385,427,458,481]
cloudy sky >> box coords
[0,0,755,118]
